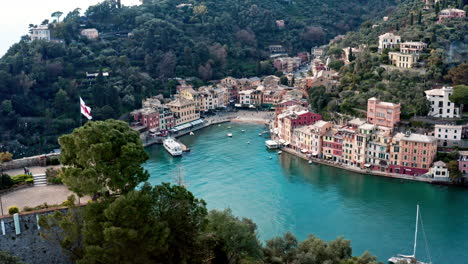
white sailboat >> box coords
[388,205,431,264]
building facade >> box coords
[367,97,401,128]
[434,124,463,147]
[459,151,468,176]
[166,97,200,126]
[388,52,419,68]
[378,33,401,52]
[425,86,460,118]
[438,8,466,23]
[30,25,50,41]
[389,132,437,175]
[399,41,427,54]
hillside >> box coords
[0,0,399,157]
[309,0,467,120]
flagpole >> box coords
[79,97,82,127]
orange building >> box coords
[389,132,437,175]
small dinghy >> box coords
[227,133,233,137]
[189,132,195,136]
[278,151,282,155]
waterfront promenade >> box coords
[280,148,435,183]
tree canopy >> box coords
[58,119,149,196]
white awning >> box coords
[284,141,290,146]
[278,139,286,144]
[301,149,308,153]
[249,104,255,108]
[235,104,242,107]
[311,152,318,156]
[364,164,372,168]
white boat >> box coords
[189,132,195,136]
[265,140,279,149]
[247,141,250,144]
[278,151,283,155]
[227,133,233,137]
[258,133,262,136]
[388,205,430,264]
[163,138,183,157]
[308,160,312,164]
[241,130,245,132]
[227,126,231,129]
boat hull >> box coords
[163,138,183,157]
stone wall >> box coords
[0,153,60,172]
[0,208,71,264]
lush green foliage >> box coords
[10,174,34,185]
[0,0,399,157]
[0,174,14,190]
[263,232,378,264]
[206,209,263,264]
[8,206,19,215]
[309,0,467,119]
[58,119,149,196]
[45,168,62,184]
[449,85,468,105]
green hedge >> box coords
[10,174,34,185]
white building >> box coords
[378,32,401,52]
[239,90,254,106]
[30,25,50,41]
[429,161,450,181]
[434,124,463,147]
[425,86,460,118]
[81,28,99,39]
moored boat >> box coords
[163,138,183,157]
[227,133,233,137]
[265,140,279,149]
[278,151,282,155]
[388,205,430,264]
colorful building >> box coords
[458,151,468,176]
[389,132,437,175]
[367,97,401,128]
[166,97,200,126]
[438,8,466,23]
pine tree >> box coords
[418,10,422,24]
[348,47,354,62]
[435,2,440,14]
[410,13,414,25]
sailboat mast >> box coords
[413,204,419,258]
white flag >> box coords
[80,97,92,120]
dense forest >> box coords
[0,0,400,157]
[309,0,468,120]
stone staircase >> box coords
[33,174,47,187]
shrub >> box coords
[61,195,76,207]
[45,168,62,184]
[0,174,14,190]
[46,156,61,166]
[8,206,19,215]
[0,152,13,163]
[23,206,33,212]
[10,174,34,185]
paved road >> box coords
[0,185,88,215]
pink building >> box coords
[276,105,322,144]
[389,132,437,176]
[459,151,468,176]
[438,8,466,23]
[367,97,401,128]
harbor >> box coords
[144,122,468,264]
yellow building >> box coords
[166,97,200,126]
[388,52,419,68]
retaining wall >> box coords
[0,153,60,172]
[0,208,71,264]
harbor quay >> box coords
[130,76,466,185]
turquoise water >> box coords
[145,123,468,263]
